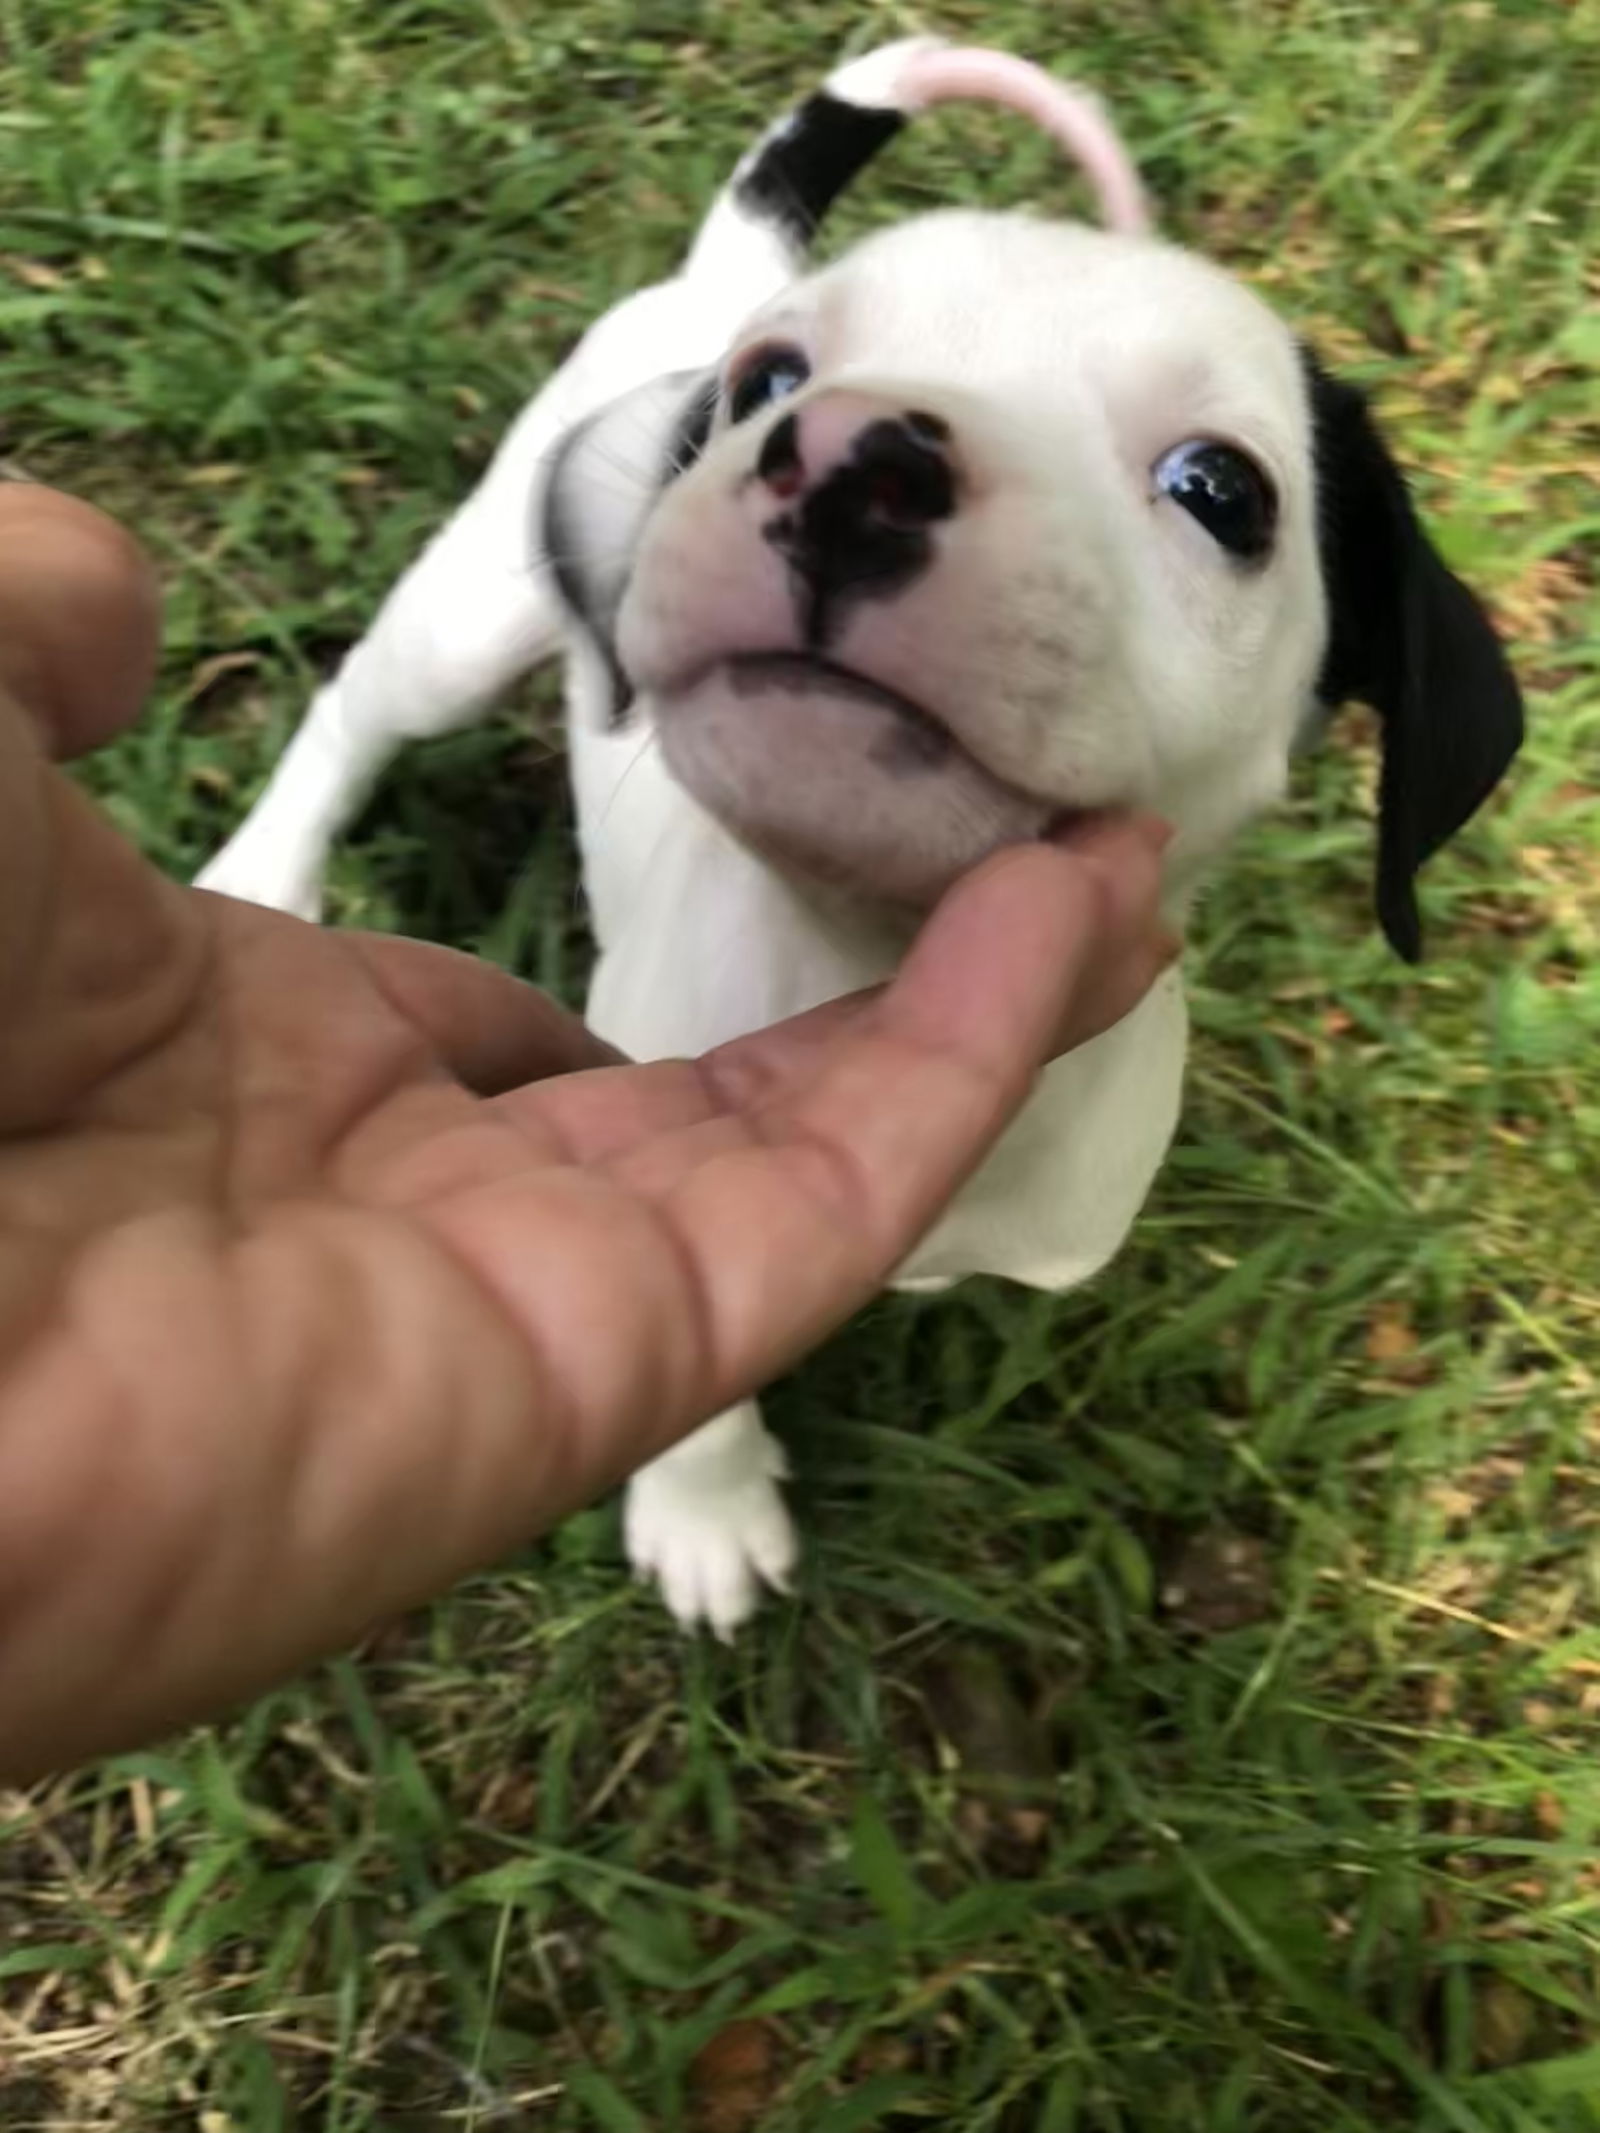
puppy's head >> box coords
[553,213,1520,959]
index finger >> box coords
[459,818,1170,1448]
[484,810,1172,1181]
[664,822,1172,1401]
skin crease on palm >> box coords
[0,484,1175,1783]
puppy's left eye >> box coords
[1154,441,1277,561]
[727,344,811,424]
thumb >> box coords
[0,485,161,757]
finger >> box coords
[594,814,1177,1202]
[0,487,162,756]
[486,812,1174,1173]
[710,811,1174,1109]
[446,828,1170,1464]
[675,836,1140,1361]
[659,826,1171,1397]
[1044,812,1180,1051]
[345,930,623,1094]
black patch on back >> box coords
[736,91,906,247]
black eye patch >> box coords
[1155,440,1277,562]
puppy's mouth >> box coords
[649,646,1059,907]
[719,650,962,775]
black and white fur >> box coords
[199,40,1523,1634]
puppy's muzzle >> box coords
[754,391,957,647]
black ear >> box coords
[1301,349,1524,961]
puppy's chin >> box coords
[652,654,1053,908]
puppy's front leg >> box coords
[624,1402,796,1638]
[195,386,576,920]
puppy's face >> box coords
[616,211,1320,906]
[554,209,1521,955]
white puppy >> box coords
[199,41,1522,1635]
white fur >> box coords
[623,1402,795,1642]
[198,43,1329,1632]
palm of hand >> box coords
[0,487,1170,1779]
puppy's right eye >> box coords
[1155,440,1277,562]
[727,344,811,424]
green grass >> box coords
[3,0,1599,2125]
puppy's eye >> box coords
[1154,440,1277,561]
[727,344,811,424]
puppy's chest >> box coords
[570,666,1191,1297]
[573,693,903,1055]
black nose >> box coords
[759,407,956,648]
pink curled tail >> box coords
[898,46,1152,239]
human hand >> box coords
[0,484,1175,1780]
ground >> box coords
[1,2,1598,2127]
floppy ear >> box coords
[542,369,719,724]
[1301,349,1524,961]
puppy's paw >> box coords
[625,1430,797,1639]
[194,837,326,923]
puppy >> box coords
[199,40,1522,1635]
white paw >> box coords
[625,1429,797,1639]
[194,837,325,923]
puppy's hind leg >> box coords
[625,1402,797,1639]
[196,391,573,921]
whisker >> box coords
[574,725,664,912]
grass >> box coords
[2,0,1598,2125]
